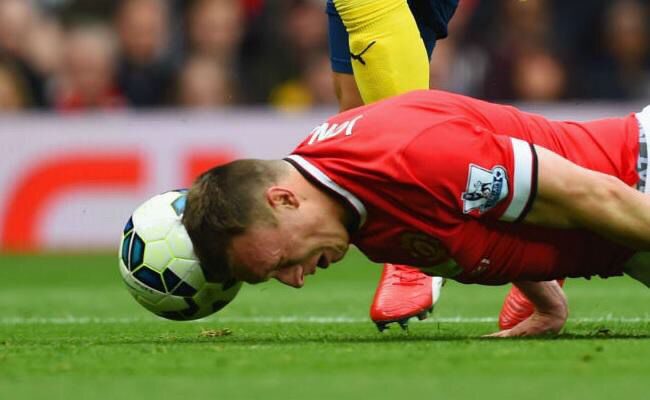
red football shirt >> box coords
[287,90,640,284]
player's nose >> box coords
[274,265,304,288]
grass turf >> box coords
[1,251,649,399]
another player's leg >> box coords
[332,72,363,111]
[370,264,445,331]
[499,279,565,330]
[333,0,430,104]
[326,0,450,331]
[327,1,364,111]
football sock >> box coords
[333,0,430,104]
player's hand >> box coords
[483,280,568,338]
[484,308,567,337]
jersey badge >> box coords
[462,164,509,214]
[400,232,461,277]
[400,232,447,264]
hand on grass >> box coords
[484,280,568,338]
[484,308,567,337]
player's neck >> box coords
[285,164,351,231]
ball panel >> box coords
[121,231,132,268]
[178,263,206,289]
[162,267,182,293]
[194,281,241,304]
[166,224,195,260]
[171,281,197,297]
[123,216,134,234]
[134,192,182,220]
[118,258,130,278]
[157,311,186,321]
[220,280,243,299]
[133,217,175,242]
[166,258,201,282]
[212,301,229,313]
[171,195,187,216]
[133,266,166,293]
[179,298,200,319]
[119,189,242,321]
[129,233,145,271]
[153,295,191,311]
[123,275,165,305]
[156,297,200,320]
[222,278,239,291]
[142,240,172,272]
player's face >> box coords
[228,219,350,288]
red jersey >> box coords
[287,90,640,285]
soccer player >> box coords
[328,0,555,332]
[182,89,650,337]
[327,0,460,330]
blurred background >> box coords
[2,0,650,251]
[2,0,650,111]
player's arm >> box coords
[525,145,650,250]
[485,280,567,337]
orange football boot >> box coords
[498,279,566,330]
[370,263,444,332]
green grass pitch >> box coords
[1,250,649,400]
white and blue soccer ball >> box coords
[119,190,242,320]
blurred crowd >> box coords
[1,0,650,112]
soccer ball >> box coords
[118,190,242,320]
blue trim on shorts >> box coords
[326,0,459,74]
[327,0,353,74]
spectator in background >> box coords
[467,0,568,101]
[302,51,337,106]
[582,0,650,99]
[187,0,245,66]
[241,0,265,21]
[0,0,34,58]
[240,0,329,104]
[0,0,45,107]
[23,16,65,107]
[269,51,336,110]
[267,0,330,109]
[183,0,245,105]
[428,0,487,96]
[176,55,236,108]
[54,23,126,112]
[114,0,176,107]
[0,0,648,109]
[0,62,29,110]
[512,47,567,101]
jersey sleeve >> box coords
[402,118,538,222]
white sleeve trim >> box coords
[501,138,533,222]
[635,107,650,194]
[285,155,367,228]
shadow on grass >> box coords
[7,330,650,347]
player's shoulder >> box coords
[293,90,481,152]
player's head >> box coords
[183,159,350,288]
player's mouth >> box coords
[317,253,330,269]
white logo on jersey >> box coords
[308,115,363,145]
[462,164,509,214]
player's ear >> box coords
[265,186,300,209]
